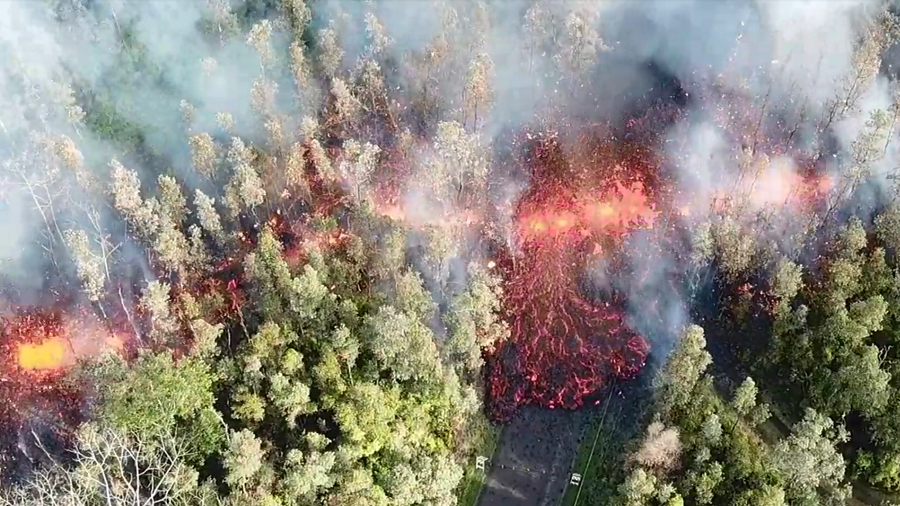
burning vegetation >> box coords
[1,0,900,505]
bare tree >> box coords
[289,41,317,108]
[554,6,609,78]
[0,424,212,506]
[188,133,219,180]
[820,15,891,133]
[180,100,196,132]
[429,121,487,207]
[317,25,344,79]
[363,12,392,58]
[247,20,275,73]
[281,0,311,40]
[2,140,68,272]
[215,113,235,136]
[463,53,493,131]
[205,0,240,45]
[194,189,225,244]
[330,78,361,129]
[224,164,266,219]
[55,135,93,190]
[632,420,683,472]
[142,281,180,348]
[354,59,391,127]
[823,109,891,225]
[71,204,140,337]
[308,139,335,181]
[339,139,380,203]
[64,228,108,303]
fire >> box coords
[3,310,128,376]
[583,181,658,231]
[746,165,831,208]
[17,337,69,371]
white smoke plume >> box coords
[0,0,895,360]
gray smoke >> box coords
[0,0,894,361]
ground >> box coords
[476,372,654,506]
[476,407,588,506]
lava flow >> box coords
[486,137,652,422]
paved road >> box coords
[478,406,589,506]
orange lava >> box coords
[374,200,481,229]
[485,138,652,422]
[17,337,70,371]
[518,181,659,241]
[3,310,127,376]
[747,168,833,208]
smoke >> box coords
[0,193,39,292]
[0,0,274,295]
[0,0,895,389]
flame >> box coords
[584,181,658,230]
[17,337,69,371]
[373,196,482,230]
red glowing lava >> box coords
[485,138,651,422]
[5,313,73,374]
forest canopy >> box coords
[1,0,900,505]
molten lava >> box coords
[3,313,72,374]
[486,139,651,422]
[2,309,128,376]
[17,338,68,371]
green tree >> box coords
[736,484,787,506]
[334,382,399,459]
[619,468,658,506]
[364,305,442,383]
[772,408,848,503]
[657,325,712,414]
[732,377,758,418]
[281,447,337,504]
[86,352,223,462]
[690,461,723,505]
[224,429,266,492]
[444,262,509,375]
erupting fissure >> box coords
[5,313,73,373]
[17,338,68,371]
[486,138,652,422]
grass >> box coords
[456,415,503,506]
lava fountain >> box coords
[17,338,68,371]
[4,313,74,374]
[486,137,652,422]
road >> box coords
[477,406,589,506]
